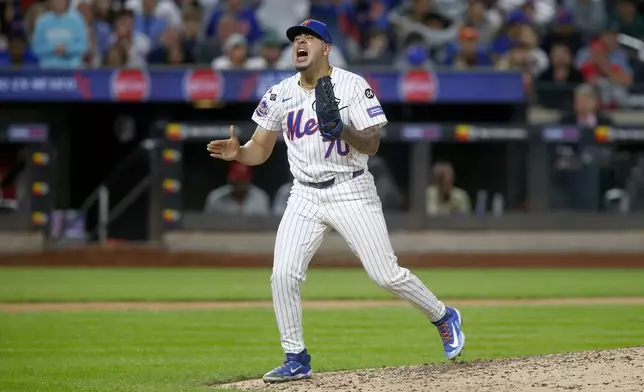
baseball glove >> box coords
[314,75,344,140]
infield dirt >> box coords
[218,346,644,392]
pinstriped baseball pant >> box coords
[271,171,447,354]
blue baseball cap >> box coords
[507,10,531,24]
[406,45,428,66]
[286,19,333,44]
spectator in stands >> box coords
[388,0,459,52]
[32,0,89,68]
[356,27,393,66]
[496,25,548,77]
[443,26,492,69]
[256,0,309,46]
[497,0,555,27]
[575,23,631,73]
[495,41,530,72]
[540,7,582,55]
[180,6,201,58]
[539,43,583,85]
[520,25,548,76]
[308,0,386,62]
[426,161,471,216]
[396,43,433,70]
[0,1,23,38]
[91,0,114,25]
[349,1,392,50]
[576,26,633,109]
[433,0,468,21]
[104,42,128,65]
[255,31,283,69]
[423,12,460,50]
[563,0,605,39]
[388,0,433,28]
[536,42,584,109]
[308,0,351,57]
[489,11,531,61]
[22,2,47,39]
[612,0,644,39]
[211,33,264,69]
[390,30,420,66]
[204,162,270,216]
[126,0,182,28]
[133,0,167,45]
[0,30,38,66]
[194,13,241,64]
[462,0,502,47]
[83,23,101,66]
[560,83,613,127]
[552,84,613,210]
[204,0,262,45]
[109,9,151,67]
[77,1,111,66]
[147,26,194,64]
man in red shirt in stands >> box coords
[577,35,633,109]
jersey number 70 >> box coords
[323,138,350,158]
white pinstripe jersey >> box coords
[251,66,388,184]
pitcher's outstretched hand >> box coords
[207,125,240,161]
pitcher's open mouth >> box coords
[296,49,308,61]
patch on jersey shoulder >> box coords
[366,105,384,118]
[255,100,269,117]
[365,88,375,99]
[270,93,277,101]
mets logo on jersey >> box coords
[286,109,319,141]
[255,100,269,117]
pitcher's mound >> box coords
[218,347,644,392]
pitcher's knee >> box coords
[271,269,304,292]
[369,266,410,290]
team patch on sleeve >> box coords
[255,100,269,117]
[366,105,384,118]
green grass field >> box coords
[2,268,644,302]
[1,268,644,392]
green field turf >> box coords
[1,305,644,392]
[1,268,644,302]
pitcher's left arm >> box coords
[340,125,380,156]
[341,76,388,156]
[315,73,386,156]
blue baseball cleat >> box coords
[262,349,313,383]
[433,307,465,360]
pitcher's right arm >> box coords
[237,126,280,166]
[243,83,286,165]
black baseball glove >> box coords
[314,75,344,140]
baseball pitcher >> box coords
[207,19,465,384]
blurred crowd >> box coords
[203,158,477,217]
[1,0,644,107]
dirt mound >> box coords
[218,347,644,392]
